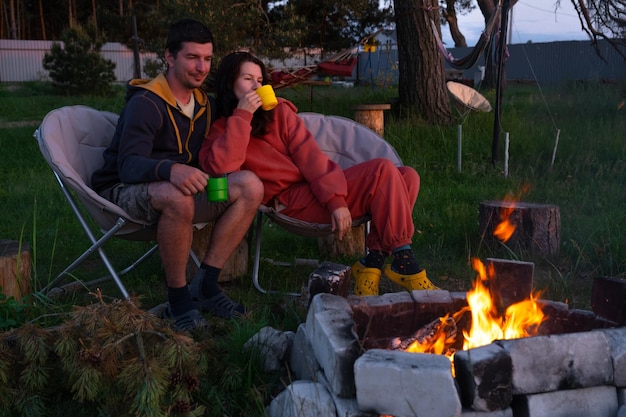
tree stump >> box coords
[0,240,31,301]
[478,200,560,255]
[186,223,248,283]
[353,104,391,137]
[317,226,366,258]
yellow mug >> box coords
[256,85,278,111]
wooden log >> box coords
[0,239,31,301]
[186,223,248,283]
[352,103,391,137]
[478,200,560,255]
[485,258,534,312]
[317,225,366,258]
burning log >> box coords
[388,315,457,355]
[479,200,560,255]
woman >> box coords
[199,51,438,295]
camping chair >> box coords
[251,112,403,295]
[35,105,202,299]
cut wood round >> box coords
[353,103,391,137]
[0,239,31,300]
[186,223,248,283]
[317,224,366,259]
[479,200,560,255]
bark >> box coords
[8,0,16,38]
[39,0,46,40]
[394,0,453,125]
[92,0,97,31]
[443,0,467,47]
[476,0,518,89]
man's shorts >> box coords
[99,183,229,224]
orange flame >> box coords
[493,185,531,243]
[463,258,545,351]
[404,315,455,356]
[395,256,545,360]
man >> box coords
[92,19,263,331]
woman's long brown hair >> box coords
[213,51,273,136]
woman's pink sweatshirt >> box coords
[199,99,348,214]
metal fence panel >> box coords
[0,40,156,83]
[354,39,625,87]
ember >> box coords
[389,315,456,356]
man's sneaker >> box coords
[189,277,246,319]
[163,306,211,332]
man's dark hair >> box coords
[166,18,214,57]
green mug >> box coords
[206,176,228,202]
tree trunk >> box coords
[92,0,97,31]
[393,0,453,125]
[477,0,517,89]
[8,0,17,38]
[444,0,467,47]
[38,0,46,40]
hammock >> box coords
[271,46,359,89]
[431,1,502,70]
[270,30,382,89]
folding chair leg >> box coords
[252,210,266,294]
[252,210,300,296]
[39,174,139,299]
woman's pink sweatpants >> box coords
[278,158,419,253]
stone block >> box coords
[600,327,626,387]
[618,387,626,406]
[513,385,617,417]
[461,408,513,417]
[306,294,360,397]
[289,324,321,381]
[355,349,461,417]
[497,331,613,394]
[314,358,378,416]
[267,381,337,417]
[348,290,455,342]
[243,326,294,372]
[454,343,513,411]
[307,292,353,322]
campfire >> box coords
[263,191,624,417]
[391,190,546,366]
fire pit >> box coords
[265,198,625,417]
[266,273,626,417]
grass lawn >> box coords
[0,79,625,416]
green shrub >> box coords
[0,290,27,331]
[42,24,116,96]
